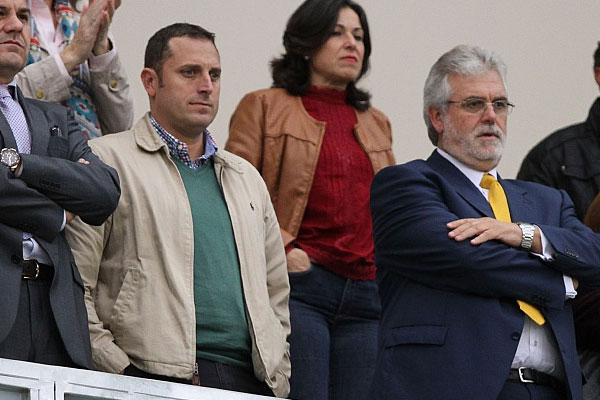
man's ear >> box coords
[594,67,600,88]
[141,68,159,98]
[428,106,445,136]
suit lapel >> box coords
[0,105,17,149]
[18,87,49,156]
[427,150,495,218]
[500,177,532,222]
[14,90,57,261]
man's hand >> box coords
[66,211,77,224]
[286,247,311,273]
[60,0,109,70]
[447,217,524,248]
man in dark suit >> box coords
[0,0,120,368]
[370,45,600,400]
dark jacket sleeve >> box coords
[3,107,120,240]
[370,163,600,310]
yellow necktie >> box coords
[480,174,546,325]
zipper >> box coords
[192,362,200,385]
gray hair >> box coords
[423,45,508,145]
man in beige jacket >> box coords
[65,23,291,397]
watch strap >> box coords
[517,222,535,251]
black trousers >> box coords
[125,358,274,397]
[497,380,567,400]
[0,279,74,367]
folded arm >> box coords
[17,112,119,228]
[371,164,568,309]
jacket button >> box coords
[110,80,118,89]
[35,90,44,99]
[511,332,521,341]
[11,254,20,264]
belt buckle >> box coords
[23,259,40,280]
[518,367,535,383]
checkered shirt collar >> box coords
[149,114,218,169]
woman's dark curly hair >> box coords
[270,0,372,111]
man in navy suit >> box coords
[370,45,600,400]
[0,0,120,368]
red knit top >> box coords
[295,86,376,280]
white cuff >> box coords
[563,276,577,299]
[89,45,117,72]
[60,210,66,231]
[529,226,555,261]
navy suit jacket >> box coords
[370,150,600,400]
[0,88,120,368]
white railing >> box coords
[0,358,274,400]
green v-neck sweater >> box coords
[174,157,252,369]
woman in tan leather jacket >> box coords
[226,1,394,399]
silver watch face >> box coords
[1,148,20,168]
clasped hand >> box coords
[447,217,523,248]
[61,0,121,71]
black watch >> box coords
[1,148,21,173]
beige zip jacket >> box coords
[66,115,291,397]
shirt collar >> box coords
[1,80,19,101]
[436,148,498,190]
[149,114,218,169]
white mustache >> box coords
[474,124,504,138]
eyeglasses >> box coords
[447,98,515,115]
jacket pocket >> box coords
[384,325,448,348]
[47,136,69,159]
[109,266,140,327]
[561,163,600,180]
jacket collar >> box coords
[19,87,49,155]
[586,96,600,139]
[133,113,244,174]
[428,150,494,218]
[427,150,531,221]
[0,86,49,155]
[0,105,16,149]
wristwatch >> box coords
[0,148,21,173]
[1,148,20,173]
[516,222,535,251]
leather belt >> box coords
[22,259,54,281]
[508,368,564,392]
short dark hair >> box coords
[594,41,600,69]
[144,23,216,78]
[270,0,372,111]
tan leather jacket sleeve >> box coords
[226,92,265,170]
